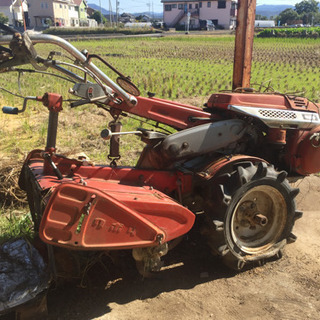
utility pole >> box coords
[232,0,256,90]
[109,0,113,27]
[152,1,154,19]
[147,1,151,17]
[99,0,102,25]
[185,11,190,34]
[116,1,120,26]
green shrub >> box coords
[258,27,320,38]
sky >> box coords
[88,1,300,14]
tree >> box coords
[278,8,299,25]
[295,0,319,15]
[256,14,268,20]
[91,11,107,25]
[313,11,320,23]
[0,13,9,25]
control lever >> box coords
[2,96,38,114]
[100,129,142,141]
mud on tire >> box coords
[203,161,303,270]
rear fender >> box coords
[197,155,267,180]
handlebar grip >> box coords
[2,106,19,114]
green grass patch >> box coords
[258,27,320,38]
[0,209,34,244]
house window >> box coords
[207,2,211,8]
[165,5,172,11]
[178,4,183,9]
[172,4,177,9]
[189,4,192,9]
[45,3,48,9]
[41,3,44,8]
[195,4,198,9]
[218,1,226,9]
[199,2,202,8]
[60,4,62,8]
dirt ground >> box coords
[1,175,319,320]
[48,175,320,320]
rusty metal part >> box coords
[197,155,266,180]
[285,126,320,175]
[267,128,287,145]
[232,0,256,90]
[231,185,287,255]
[41,92,63,113]
[254,214,269,227]
[132,243,169,277]
[108,121,122,162]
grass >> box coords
[258,27,320,38]
[0,208,34,244]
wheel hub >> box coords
[238,201,269,228]
[231,185,287,255]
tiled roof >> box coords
[73,0,83,5]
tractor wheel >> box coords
[204,161,302,270]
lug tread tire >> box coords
[204,161,299,271]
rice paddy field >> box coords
[1,35,320,105]
[0,35,319,169]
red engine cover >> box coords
[207,92,319,113]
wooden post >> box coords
[232,0,256,91]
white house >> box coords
[0,0,29,27]
[161,0,237,30]
[69,2,80,26]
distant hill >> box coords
[87,3,113,15]
[256,5,294,18]
[88,3,163,19]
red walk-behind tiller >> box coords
[0,9,319,275]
